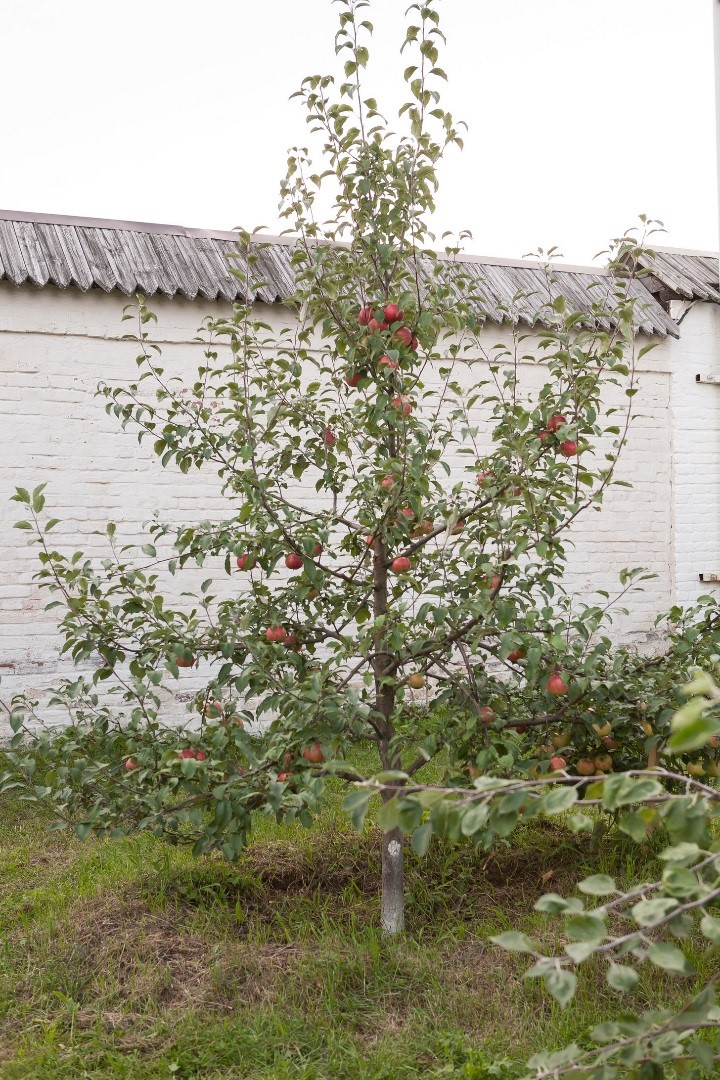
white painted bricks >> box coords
[0,282,712,738]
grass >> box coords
[0,752,710,1079]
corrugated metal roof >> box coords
[636,246,720,304]
[0,209,678,337]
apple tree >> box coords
[4,0,720,937]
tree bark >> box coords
[380,824,405,934]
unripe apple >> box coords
[602,736,619,751]
[549,756,567,772]
[394,326,413,347]
[593,721,612,738]
[638,701,648,712]
[391,556,411,574]
[547,413,567,433]
[236,553,256,571]
[560,440,578,457]
[546,673,568,696]
[707,760,720,777]
[124,757,139,771]
[358,305,373,325]
[378,355,400,370]
[383,303,404,324]
[322,428,336,447]
[594,754,613,773]
[303,742,325,765]
[687,761,706,777]
[577,758,596,776]
[285,553,304,570]
[265,625,288,643]
[408,673,425,689]
[345,372,362,387]
[641,720,654,737]
[551,732,570,749]
[708,736,720,749]
[392,395,413,416]
[479,706,494,724]
[306,587,320,599]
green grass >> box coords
[0,756,710,1079]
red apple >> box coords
[312,542,323,557]
[277,772,291,782]
[124,757,138,771]
[546,673,568,696]
[322,428,336,447]
[285,553,304,570]
[411,336,419,351]
[369,318,390,332]
[391,556,411,573]
[479,706,494,724]
[383,303,403,324]
[378,355,400,370]
[176,655,196,668]
[380,474,395,490]
[507,649,525,663]
[451,520,465,535]
[195,751,207,761]
[476,470,491,485]
[398,507,415,521]
[236,553,256,571]
[514,724,528,734]
[345,372,362,387]
[412,519,434,537]
[179,748,197,760]
[365,534,376,548]
[203,699,224,717]
[559,440,578,457]
[577,758,596,776]
[394,326,413,347]
[408,673,426,689]
[391,395,413,416]
[358,305,373,325]
[548,413,568,432]
[539,429,550,443]
[265,625,288,643]
[549,756,567,772]
[489,575,501,591]
[303,742,325,765]
[594,754,613,773]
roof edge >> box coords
[0,208,613,275]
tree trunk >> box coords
[380,825,405,934]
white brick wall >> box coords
[0,281,711,737]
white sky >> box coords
[2,0,716,265]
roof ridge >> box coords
[647,244,719,259]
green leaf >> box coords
[489,931,539,954]
[411,822,433,857]
[565,913,606,943]
[460,802,489,836]
[659,842,701,865]
[700,915,720,944]
[632,897,679,926]
[606,962,639,992]
[647,942,694,974]
[578,874,617,896]
[543,786,578,815]
[668,706,720,753]
[544,968,577,1008]
[602,775,663,810]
